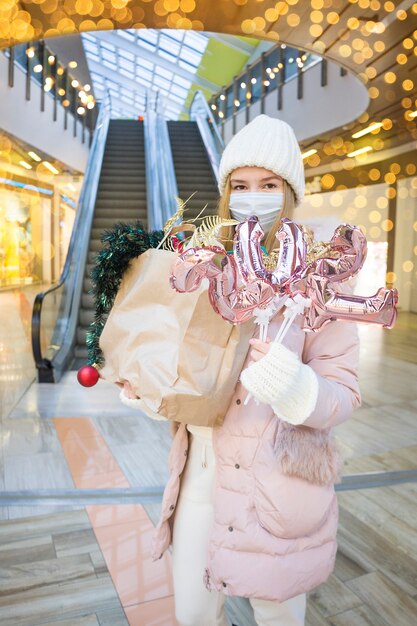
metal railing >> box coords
[208,42,344,134]
[190,90,224,183]
[2,467,417,507]
[31,91,111,382]
[5,40,97,143]
[144,90,179,230]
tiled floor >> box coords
[55,417,175,620]
[0,312,416,624]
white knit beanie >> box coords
[218,114,305,206]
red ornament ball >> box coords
[77,365,99,387]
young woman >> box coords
[123,115,361,626]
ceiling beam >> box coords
[204,33,255,55]
[89,61,185,117]
[88,59,148,97]
[94,86,144,117]
[88,31,219,92]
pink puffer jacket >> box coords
[151,313,361,602]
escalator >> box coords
[32,91,223,382]
[167,121,219,220]
[73,119,147,364]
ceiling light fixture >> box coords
[28,151,41,162]
[352,122,383,138]
[347,146,373,158]
[302,149,318,159]
[42,161,60,175]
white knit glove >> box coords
[119,388,142,408]
[240,342,319,425]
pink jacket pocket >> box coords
[254,469,336,539]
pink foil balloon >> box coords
[305,224,367,283]
[234,217,307,289]
[302,274,398,331]
[170,217,398,331]
[170,246,276,324]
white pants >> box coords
[171,431,307,626]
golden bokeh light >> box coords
[369,210,382,223]
[369,168,381,181]
[347,17,360,30]
[339,45,352,58]
[397,53,408,64]
[376,196,388,209]
[396,9,408,20]
[402,79,414,91]
[381,219,394,232]
[365,66,377,79]
[384,172,396,184]
[307,153,320,167]
[310,10,323,23]
[321,174,335,189]
[384,72,396,84]
[368,86,380,99]
[265,8,279,22]
[370,226,381,239]
[287,13,300,27]
[330,193,343,207]
[354,195,367,208]
[309,24,323,37]
[309,194,324,208]
[327,12,339,25]
[402,261,414,272]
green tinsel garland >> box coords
[86,221,164,366]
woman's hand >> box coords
[248,337,272,364]
[123,381,140,400]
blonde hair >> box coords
[217,175,296,254]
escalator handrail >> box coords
[189,90,224,183]
[31,91,112,377]
[144,91,178,230]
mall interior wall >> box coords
[0,52,89,174]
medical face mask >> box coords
[229,192,283,233]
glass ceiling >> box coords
[81,29,212,120]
